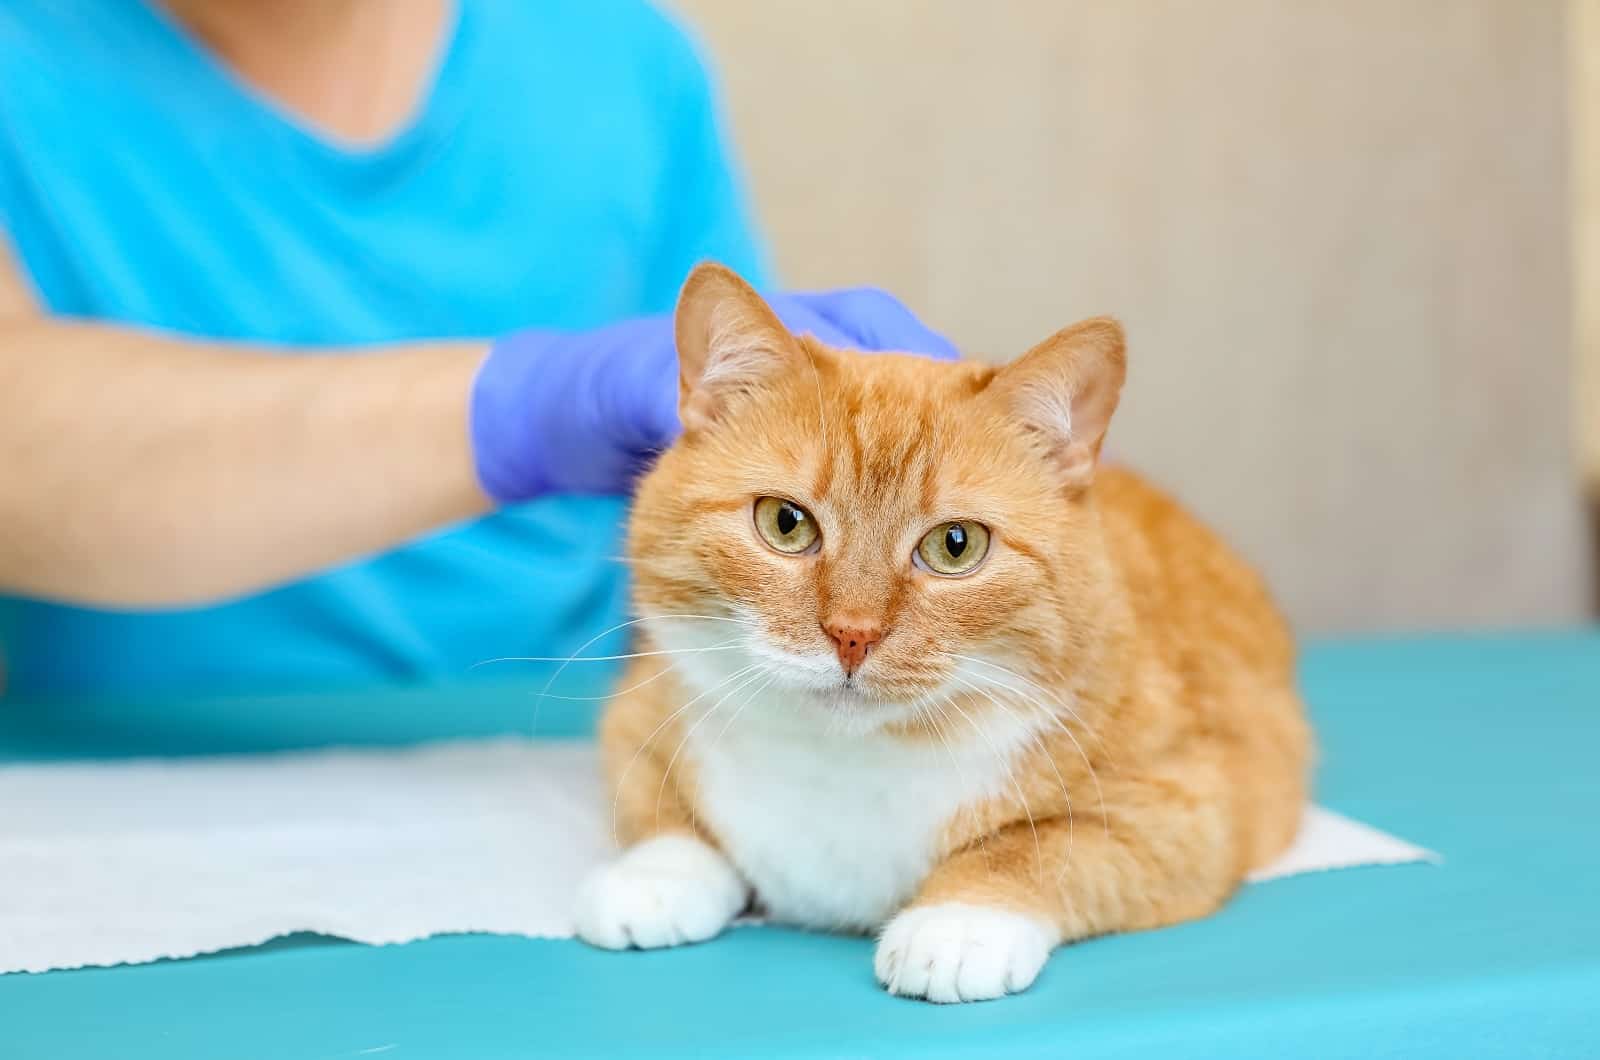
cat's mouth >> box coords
[702,629,933,723]
[829,672,871,700]
[807,670,916,716]
[698,649,933,732]
[790,671,868,705]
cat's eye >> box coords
[915,521,991,576]
[753,497,821,554]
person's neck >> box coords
[160,0,453,146]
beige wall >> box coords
[1576,0,1600,496]
[674,0,1594,633]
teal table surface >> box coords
[2,629,1597,1059]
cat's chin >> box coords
[813,680,880,710]
[795,677,925,730]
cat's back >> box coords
[1094,466,1295,684]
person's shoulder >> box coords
[0,3,51,75]
[507,0,698,50]
[480,0,712,90]
[0,3,82,222]
[0,1,153,107]
[594,0,720,106]
[597,0,706,65]
[0,1,121,61]
[0,1,194,222]
[0,4,75,172]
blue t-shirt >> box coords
[0,0,768,702]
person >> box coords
[0,0,956,705]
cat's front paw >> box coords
[875,903,1058,1003]
[574,834,749,950]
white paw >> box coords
[874,903,1058,1003]
[574,835,749,950]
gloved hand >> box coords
[470,288,959,503]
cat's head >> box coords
[629,263,1126,733]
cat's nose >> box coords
[823,618,884,675]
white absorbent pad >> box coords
[0,740,1437,974]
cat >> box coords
[574,263,1312,1004]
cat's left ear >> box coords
[674,263,803,434]
[988,317,1127,490]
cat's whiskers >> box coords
[478,611,745,733]
[653,665,772,835]
[914,692,995,872]
[938,653,1104,761]
[521,644,739,737]
[940,687,1045,886]
[673,666,781,843]
[942,652,1105,748]
[705,670,778,759]
[610,663,761,847]
[474,643,741,667]
[473,643,742,669]
[950,678,1112,892]
[532,646,740,702]
[967,672,1105,825]
[944,656,1109,842]
[948,670,1074,878]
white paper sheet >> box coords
[0,741,1436,975]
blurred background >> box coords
[674,0,1600,634]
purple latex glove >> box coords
[471,289,960,502]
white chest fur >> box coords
[686,698,1039,933]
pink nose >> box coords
[824,620,884,675]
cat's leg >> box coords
[574,832,748,950]
[876,758,1239,1002]
[875,900,1059,1004]
[574,669,750,950]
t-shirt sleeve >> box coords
[643,16,774,303]
[0,80,36,304]
[0,86,24,291]
[0,156,10,240]
[0,13,26,259]
[0,83,12,240]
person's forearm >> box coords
[0,320,491,607]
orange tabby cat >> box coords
[574,263,1312,1003]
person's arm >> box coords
[0,242,491,608]
[0,237,958,610]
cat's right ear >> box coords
[674,263,803,434]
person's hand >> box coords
[470,287,959,502]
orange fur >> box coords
[594,264,1311,981]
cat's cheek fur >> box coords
[875,903,1059,1003]
[573,835,749,950]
